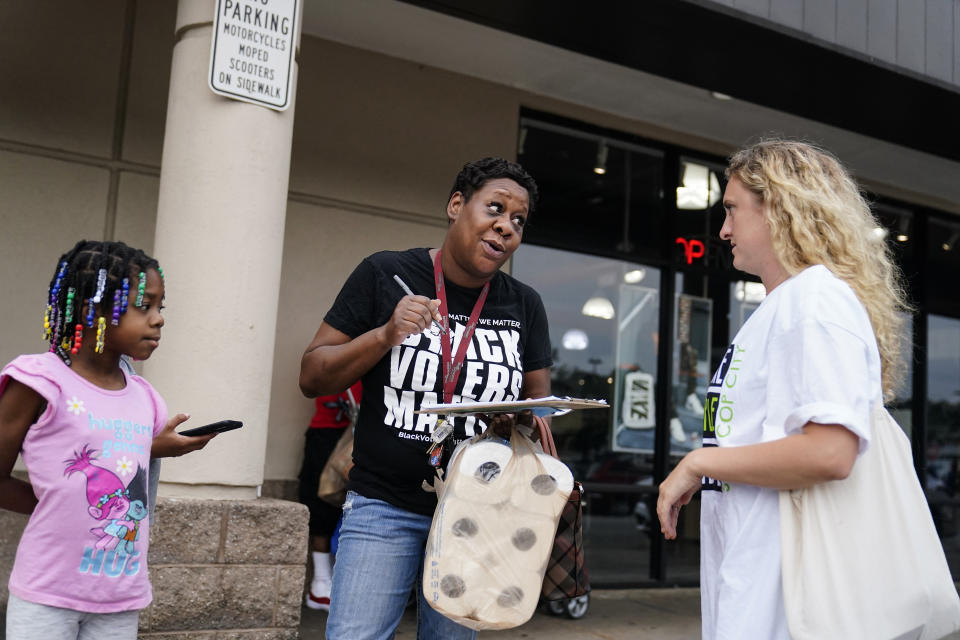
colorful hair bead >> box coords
[65,287,75,324]
[95,317,106,354]
[93,268,107,304]
[120,278,129,314]
[86,297,95,328]
[50,305,60,345]
[111,289,121,326]
[50,261,67,303]
[71,324,83,355]
[45,262,68,340]
[135,272,146,307]
[157,266,164,282]
[42,306,52,341]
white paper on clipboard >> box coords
[416,396,609,418]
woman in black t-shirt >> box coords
[299,157,552,640]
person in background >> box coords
[299,382,361,611]
[656,140,910,639]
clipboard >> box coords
[415,396,609,418]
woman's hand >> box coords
[380,295,441,347]
[479,411,535,440]
[151,413,217,458]
[656,450,702,540]
[483,413,515,439]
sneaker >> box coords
[305,580,331,611]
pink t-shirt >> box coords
[0,352,167,613]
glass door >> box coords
[927,314,960,574]
[512,245,661,586]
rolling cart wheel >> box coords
[546,599,566,616]
[564,594,589,619]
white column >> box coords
[143,0,301,499]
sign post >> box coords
[209,0,298,111]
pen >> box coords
[393,274,444,335]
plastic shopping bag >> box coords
[423,429,573,630]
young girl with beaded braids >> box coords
[0,240,215,640]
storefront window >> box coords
[664,272,731,582]
[874,203,916,268]
[927,314,960,574]
[674,159,729,271]
[888,313,914,434]
[669,293,710,456]
[728,280,765,340]
[512,244,660,585]
[927,217,960,317]
[518,117,665,263]
[512,109,960,586]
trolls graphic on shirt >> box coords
[65,445,148,554]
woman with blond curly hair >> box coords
[657,139,910,639]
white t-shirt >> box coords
[699,265,882,639]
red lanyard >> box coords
[433,250,489,404]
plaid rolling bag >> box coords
[534,416,591,600]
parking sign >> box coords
[209,0,298,111]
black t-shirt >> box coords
[324,248,553,516]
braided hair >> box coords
[42,240,162,364]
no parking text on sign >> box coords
[209,0,298,111]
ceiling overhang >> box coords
[301,0,960,212]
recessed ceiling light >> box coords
[594,141,608,175]
[562,329,589,350]
[582,296,615,319]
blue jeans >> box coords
[325,491,478,640]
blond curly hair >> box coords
[726,139,911,401]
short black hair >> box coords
[43,240,160,363]
[447,157,539,214]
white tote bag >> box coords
[780,403,960,640]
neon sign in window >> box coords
[676,237,704,264]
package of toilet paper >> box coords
[423,431,573,630]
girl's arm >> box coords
[299,295,440,397]
[0,380,43,514]
[657,422,859,539]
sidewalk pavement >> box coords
[299,588,703,639]
[300,588,960,639]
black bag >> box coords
[535,416,590,600]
